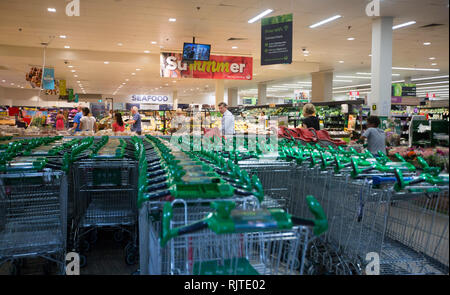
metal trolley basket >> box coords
[71,158,139,266]
[381,191,449,275]
[141,196,327,275]
[0,171,68,274]
[238,156,296,210]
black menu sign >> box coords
[261,13,293,65]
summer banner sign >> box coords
[160,52,252,80]
[261,13,293,65]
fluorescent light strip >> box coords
[392,80,405,83]
[356,72,401,76]
[248,9,273,23]
[333,80,353,83]
[411,75,449,81]
[392,67,440,72]
[392,21,416,30]
[336,76,372,80]
[333,83,371,90]
[416,85,449,90]
[417,89,449,92]
[309,15,342,28]
[333,89,360,94]
[417,92,449,95]
[415,81,449,86]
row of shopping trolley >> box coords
[135,135,328,275]
[2,133,447,275]
[242,139,449,275]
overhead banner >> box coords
[68,89,74,102]
[59,80,67,96]
[26,67,42,88]
[130,94,173,104]
[42,68,55,90]
[160,52,252,80]
[392,83,416,97]
[261,13,293,66]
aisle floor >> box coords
[0,231,138,275]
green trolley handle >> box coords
[160,195,328,247]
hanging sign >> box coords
[261,13,293,66]
[59,80,67,96]
[42,68,55,90]
[392,83,416,97]
[160,53,252,80]
[68,89,74,102]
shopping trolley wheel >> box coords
[125,252,138,265]
[306,264,318,275]
[124,242,135,254]
[79,254,87,268]
[348,262,362,275]
[113,230,125,242]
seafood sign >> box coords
[160,52,253,80]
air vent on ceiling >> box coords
[227,37,248,41]
[420,23,444,28]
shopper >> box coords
[170,108,187,133]
[15,109,27,129]
[127,106,142,135]
[80,107,97,132]
[301,103,320,130]
[218,102,235,136]
[56,110,65,131]
[360,116,386,155]
[112,112,125,133]
[72,105,83,132]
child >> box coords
[360,116,386,155]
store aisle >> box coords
[0,230,137,275]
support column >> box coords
[257,83,267,105]
[173,90,178,110]
[369,16,393,117]
[227,88,238,107]
[311,71,333,102]
[215,80,225,109]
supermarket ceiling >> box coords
[0,0,448,97]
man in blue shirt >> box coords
[127,106,142,135]
[72,105,83,132]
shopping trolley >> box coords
[138,195,260,275]
[0,171,68,275]
[144,195,327,275]
[71,158,139,266]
